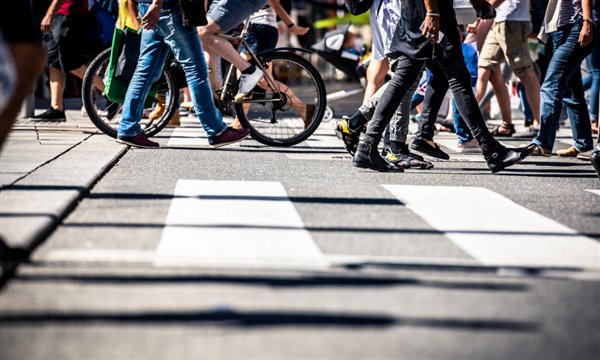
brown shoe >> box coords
[520,143,551,156]
[167,109,180,126]
[556,146,579,157]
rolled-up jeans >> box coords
[532,17,594,152]
[118,2,226,139]
[364,54,497,152]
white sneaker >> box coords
[234,67,264,103]
[457,139,481,153]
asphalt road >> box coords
[1,89,599,359]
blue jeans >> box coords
[532,18,594,151]
[582,7,600,121]
[118,3,226,139]
[452,98,473,144]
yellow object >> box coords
[118,0,140,30]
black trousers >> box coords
[363,54,498,152]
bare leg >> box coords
[70,64,104,92]
[488,69,512,124]
[518,68,541,127]
[363,58,389,103]
[49,67,66,111]
[198,20,250,72]
[0,43,45,152]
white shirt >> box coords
[249,5,277,28]
[495,0,531,22]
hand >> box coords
[289,25,309,36]
[41,14,53,33]
[421,14,440,44]
[141,2,162,30]
[579,21,593,47]
[467,20,479,34]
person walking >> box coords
[526,0,597,157]
[474,0,542,137]
[116,0,250,148]
[347,0,533,173]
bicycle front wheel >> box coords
[235,51,326,147]
[82,48,179,138]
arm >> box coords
[579,0,594,46]
[422,0,441,43]
[267,0,309,36]
[141,0,163,30]
[41,0,66,33]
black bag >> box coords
[114,28,141,81]
[344,0,374,15]
[179,0,208,27]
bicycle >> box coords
[82,19,327,147]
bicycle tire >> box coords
[234,51,326,147]
[82,48,179,139]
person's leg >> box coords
[0,43,45,151]
[364,57,424,143]
[518,82,534,126]
[533,22,592,152]
[198,0,266,72]
[439,56,498,152]
[452,98,473,144]
[354,56,423,171]
[48,67,66,111]
[501,21,541,128]
[118,11,170,138]
[562,71,593,152]
[586,42,600,128]
[363,58,389,103]
[416,61,449,142]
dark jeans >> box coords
[364,55,496,151]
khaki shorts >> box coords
[478,21,534,77]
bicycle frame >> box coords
[216,19,284,106]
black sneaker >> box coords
[410,138,450,160]
[31,107,66,122]
[353,142,402,172]
[334,116,361,155]
[591,147,600,181]
[484,143,534,173]
[385,146,434,170]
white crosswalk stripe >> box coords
[154,180,328,269]
[383,185,600,270]
[166,116,241,148]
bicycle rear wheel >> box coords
[82,48,179,138]
[235,51,326,147]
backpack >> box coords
[344,0,374,15]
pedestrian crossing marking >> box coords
[383,185,600,270]
[587,190,600,196]
[154,180,328,269]
[166,116,240,148]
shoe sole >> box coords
[352,161,403,172]
[116,138,159,149]
[209,132,251,148]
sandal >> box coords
[491,122,515,137]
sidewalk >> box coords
[0,106,126,261]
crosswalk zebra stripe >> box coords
[166,117,240,148]
[383,185,600,270]
[154,180,328,269]
[587,189,600,196]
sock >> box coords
[347,111,367,133]
[242,65,256,75]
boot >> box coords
[353,141,402,172]
[168,109,180,126]
[484,143,534,173]
[149,93,166,121]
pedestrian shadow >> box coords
[0,308,540,332]
[14,273,529,292]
